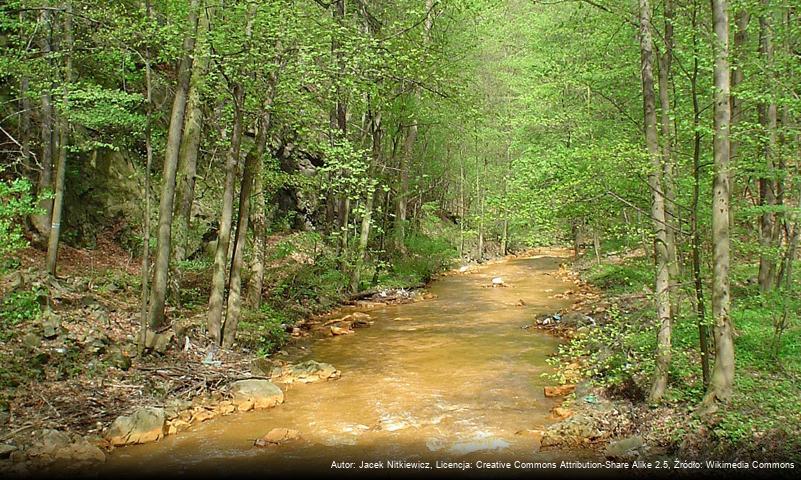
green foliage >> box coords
[0,174,39,260]
[0,287,43,340]
[239,304,290,356]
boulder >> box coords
[551,407,573,420]
[330,325,353,336]
[544,384,576,397]
[229,379,284,409]
[56,439,106,465]
[605,435,644,459]
[254,428,302,447]
[560,312,595,328]
[145,331,174,354]
[250,357,273,376]
[270,361,340,384]
[105,407,166,446]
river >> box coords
[106,251,592,476]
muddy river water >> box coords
[106,251,598,476]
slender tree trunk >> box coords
[702,0,734,411]
[246,111,270,309]
[222,143,258,348]
[351,110,381,292]
[149,0,201,330]
[690,0,710,386]
[139,0,154,354]
[32,10,54,237]
[657,0,680,319]
[207,83,245,345]
[639,0,672,404]
[729,9,749,228]
[757,2,778,293]
[173,9,212,264]
[45,1,73,277]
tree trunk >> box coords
[639,0,672,404]
[138,0,154,354]
[173,9,212,264]
[757,2,779,293]
[657,0,680,319]
[690,0,711,386]
[246,111,271,309]
[31,10,55,238]
[207,82,245,345]
[149,0,202,330]
[351,110,381,292]
[222,143,258,348]
[45,1,73,277]
[702,0,734,411]
[729,9,749,229]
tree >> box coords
[702,0,734,411]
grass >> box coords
[559,251,801,458]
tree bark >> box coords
[149,0,202,330]
[31,10,55,238]
[207,81,245,345]
[172,9,212,264]
[702,0,735,411]
[139,0,154,354]
[657,0,680,319]
[639,0,672,404]
[757,2,779,293]
[45,1,73,277]
[690,0,710,386]
[222,143,258,348]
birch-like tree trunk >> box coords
[45,1,73,277]
[148,0,201,330]
[702,0,735,411]
[638,0,672,403]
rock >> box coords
[422,293,437,300]
[560,312,595,328]
[551,407,573,420]
[0,444,18,459]
[458,265,470,273]
[41,310,61,339]
[145,331,174,354]
[491,277,504,287]
[106,347,131,370]
[541,413,602,447]
[544,384,576,397]
[250,357,273,376]
[236,400,254,412]
[105,407,166,446]
[164,399,192,419]
[330,325,353,336]
[605,436,644,459]
[57,439,105,465]
[229,379,284,409]
[270,361,340,384]
[190,408,215,424]
[166,419,191,435]
[254,428,302,447]
[22,333,41,349]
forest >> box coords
[0,0,799,476]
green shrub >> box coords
[0,288,43,339]
[239,304,290,356]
